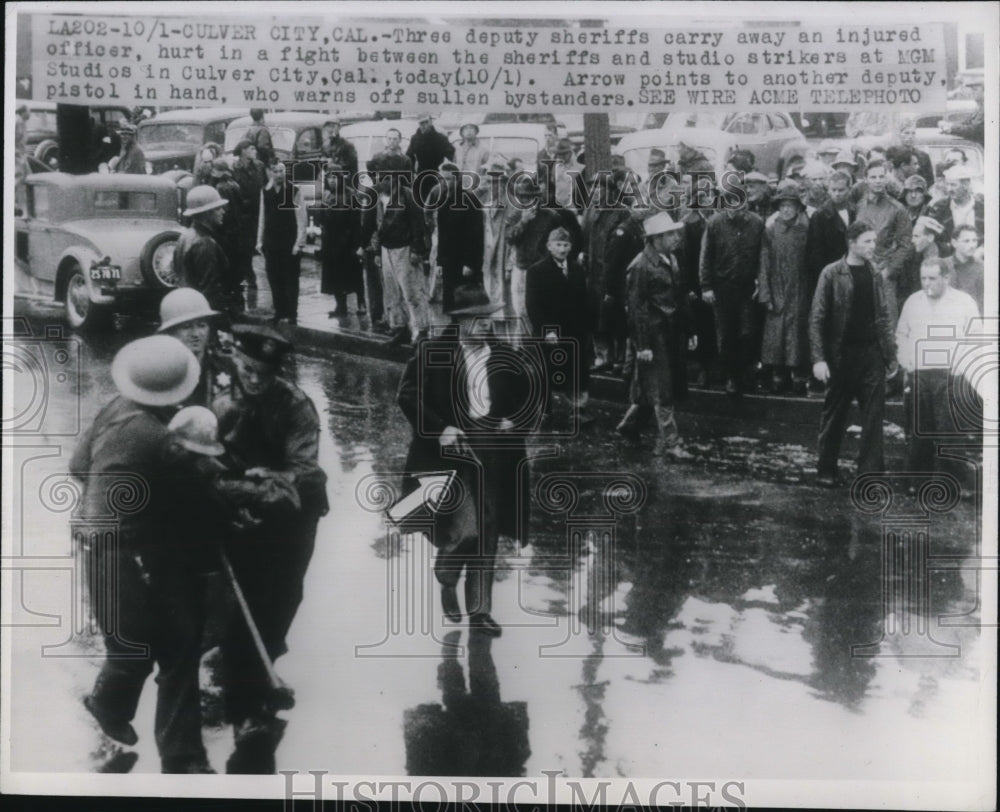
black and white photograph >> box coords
[2,1,997,809]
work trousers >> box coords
[382,246,430,335]
[84,539,206,771]
[905,369,966,480]
[264,249,302,322]
[712,283,756,387]
[221,517,318,727]
[817,343,886,478]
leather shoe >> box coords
[441,586,461,623]
[470,613,502,637]
[83,695,138,746]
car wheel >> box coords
[64,266,111,331]
[140,232,181,289]
[34,140,60,169]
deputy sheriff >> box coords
[157,288,232,407]
[174,185,233,315]
[212,324,329,774]
[72,335,214,773]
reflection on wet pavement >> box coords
[7,334,985,781]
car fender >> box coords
[54,246,116,306]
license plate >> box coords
[90,265,121,281]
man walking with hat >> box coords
[174,185,233,316]
[232,140,268,291]
[212,324,329,773]
[111,122,146,174]
[618,211,695,457]
[397,284,534,637]
[256,161,308,325]
[71,335,213,772]
[208,158,247,311]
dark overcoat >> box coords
[397,334,533,548]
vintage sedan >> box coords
[21,101,132,169]
[138,107,248,174]
[617,110,808,181]
[224,112,331,184]
[14,173,183,330]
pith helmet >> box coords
[111,335,200,406]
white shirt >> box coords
[460,342,492,419]
[895,285,981,373]
[950,197,976,230]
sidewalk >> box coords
[247,256,906,428]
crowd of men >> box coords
[165,109,986,481]
[68,106,987,772]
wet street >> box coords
[5,315,989,787]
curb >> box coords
[256,313,906,428]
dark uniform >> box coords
[212,326,328,771]
[174,221,230,314]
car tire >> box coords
[140,232,181,289]
[33,140,60,169]
[64,266,111,332]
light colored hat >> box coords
[818,139,840,155]
[157,288,221,333]
[168,406,225,456]
[744,171,770,184]
[832,149,857,168]
[111,335,200,406]
[418,113,433,123]
[643,211,684,237]
[943,164,974,181]
[902,174,928,192]
[183,185,228,217]
[119,122,137,135]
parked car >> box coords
[660,111,808,177]
[14,172,183,330]
[21,101,132,169]
[225,112,330,184]
[790,112,849,137]
[137,107,248,174]
[447,122,557,174]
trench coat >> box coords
[758,212,810,367]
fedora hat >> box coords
[168,406,225,456]
[183,185,228,217]
[773,179,804,205]
[647,148,668,169]
[111,335,200,407]
[446,283,503,318]
[157,288,221,333]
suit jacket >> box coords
[525,254,590,340]
[804,201,854,296]
[926,195,985,255]
[397,335,533,544]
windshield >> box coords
[93,191,159,212]
[27,109,58,133]
[662,112,730,133]
[137,123,205,149]
[483,137,540,167]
